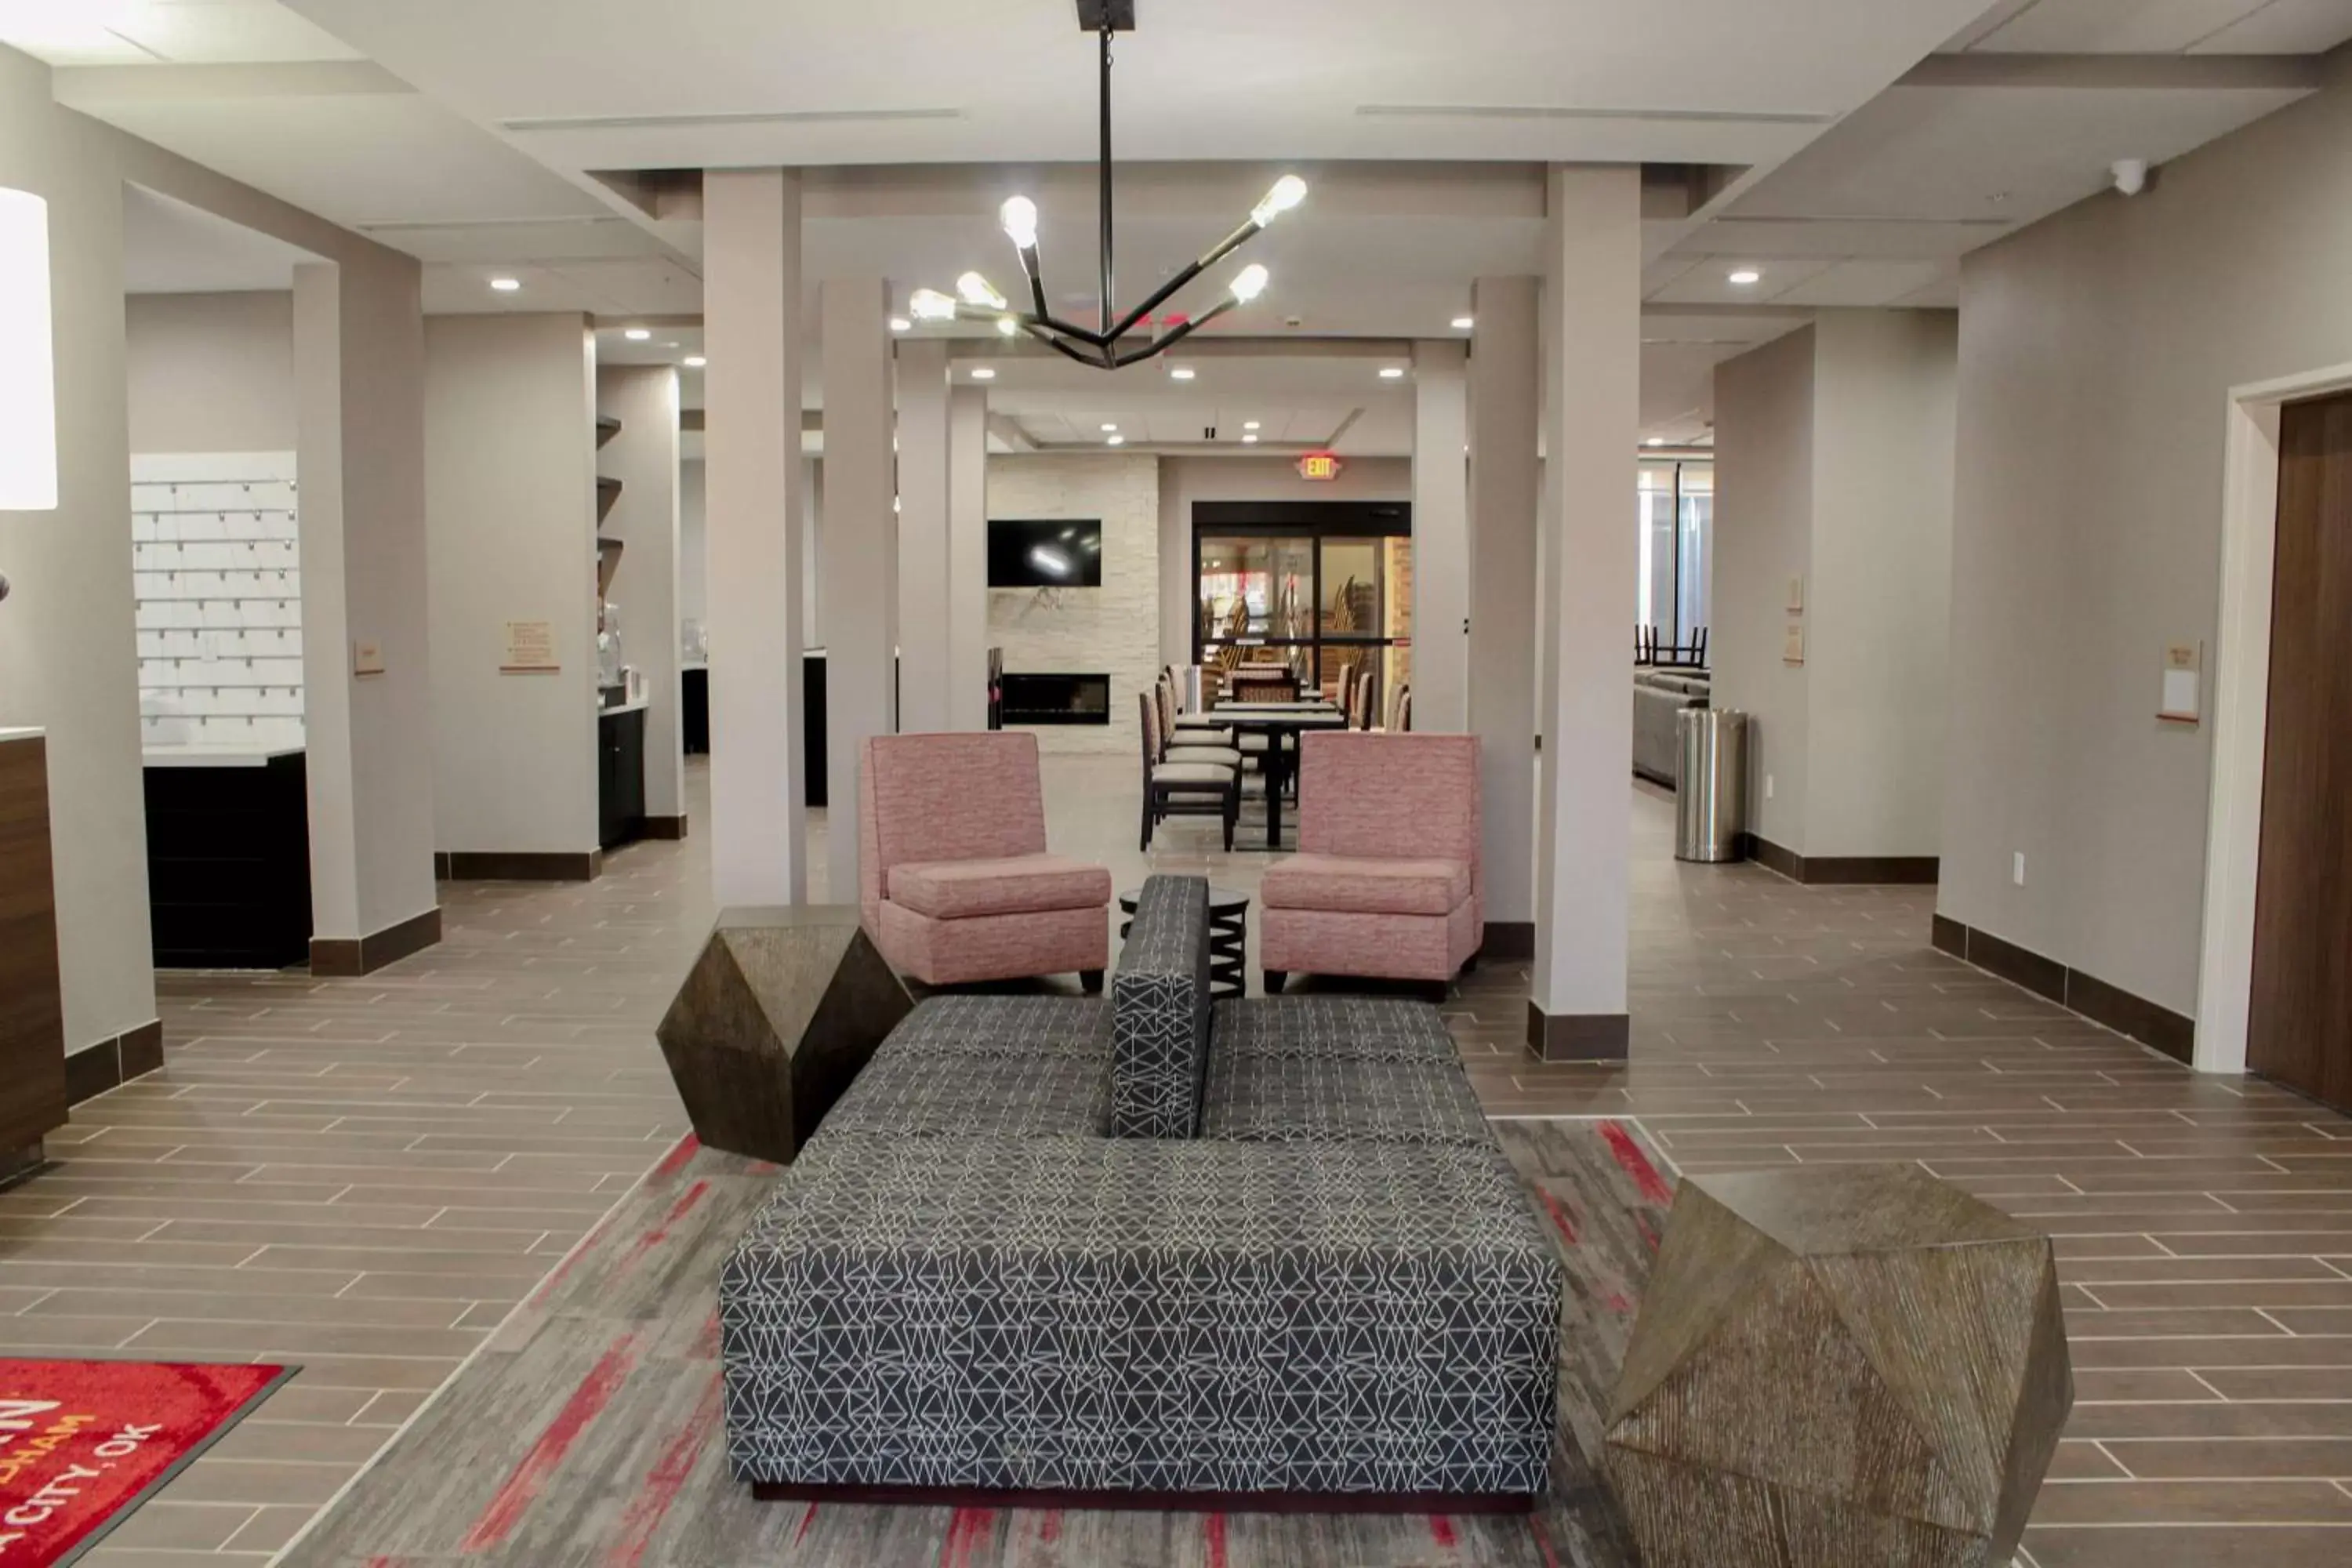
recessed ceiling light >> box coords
[1242,434,1259,445]
[1243,420,1261,431]
[1451,315,1474,330]
[1728,268,1762,286]
[1645,436,1666,447]
[890,317,913,332]
[1170,366,1196,381]
[624,327,652,341]
[1379,366,1406,379]
[1106,434,1125,446]
[684,355,708,368]
[971,367,996,380]
[488,276,522,293]
[1101,423,1119,433]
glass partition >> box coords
[1195,506,1414,713]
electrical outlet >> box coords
[2013,852,2027,887]
[1765,775,1776,801]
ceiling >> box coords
[9,0,2350,446]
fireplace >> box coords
[1000,672,1112,726]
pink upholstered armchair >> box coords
[858,732,1112,991]
[1259,732,1483,995]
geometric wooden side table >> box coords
[1605,1164,2073,1568]
[655,906,913,1164]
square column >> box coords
[1530,166,1642,1061]
[895,339,952,732]
[292,256,440,974]
[949,385,991,731]
[702,169,808,907]
[1411,339,1470,732]
[1468,276,1542,953]
[820,278,898,902]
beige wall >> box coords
[424,314,599,857]
[1712,326,1815,851]
[1809,310,1955,860]
[1714,312,1956,862]
[1944,51,2352,1018]
[125,291,294,454]
[0,45,155,1054]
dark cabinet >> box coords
[1,735,66,1160]
[600,706,647,850]
[143,752,313,969]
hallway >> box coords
[2,763,2347,1565]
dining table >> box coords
[1206,702,1352,849]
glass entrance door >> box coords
[1196,525,1414,719]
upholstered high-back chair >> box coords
[858,731,1112,990]
[1258,731,1483,993]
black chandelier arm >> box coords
[1109,298,1236,368]
[1012,241,1053,324]
[1104,218,1262,345]
[1026,321,1116,369]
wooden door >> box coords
[2249,390,2352,1109]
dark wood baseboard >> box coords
[1479,921,1535,960]
[1740,834,1938,886]
[1526,1004,1632,1063]
[311,906,443,978]
[63,1019,166,1107]
[1933,913,2194,1064]
[750,1483,1534,1516]
[436,850,604,882]
[637,815,689,840]
[0,1143,49,1193]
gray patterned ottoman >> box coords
[724,873,1564,1508]
[720,1135,1562,1498]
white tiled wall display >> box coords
[132,452,304,750]
[986,454,1160,757]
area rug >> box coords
[278,1118,1677,1567]
[0,1359,294,1566]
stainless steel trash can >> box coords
[1675,709,1750,864]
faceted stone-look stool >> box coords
[656,906,913,1163]
[1604,1165,2072,1568]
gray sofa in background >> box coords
[1634,668,1711,786]
[720,874,1563,1504]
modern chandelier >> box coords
[906,0,1307,370]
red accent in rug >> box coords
[0,1359,288,1568]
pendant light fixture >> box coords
[0,187,58,511]
[907,1,1305,370]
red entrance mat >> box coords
[0,1359,295,1566]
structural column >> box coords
[820,278,898,902]
[702,169,808,907]
[1529,166,1642,1060]
[1411,339,1470,733]
[948,384,991,731]
[1468,276,1542,956]
[895,339,952,732]
[292,256,440,974]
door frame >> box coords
[2196,359,2352,1074]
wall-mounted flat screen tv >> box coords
[989,519,1103,587]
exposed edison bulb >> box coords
[1000,195,1039,249]
[1229,263,1270,304]
[956,272,1008,310]
[996,316,1019,337]
[1250,175,1308,228]
[909,289,959,321]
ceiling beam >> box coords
[55,60,413,111]
[1898,53,2325,93]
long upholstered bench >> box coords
[719,874,1563,1508]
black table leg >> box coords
[1264,736,1288,849]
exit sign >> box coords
[1297,452,1345,482]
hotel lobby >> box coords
[5,3,2352,1566]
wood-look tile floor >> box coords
[2,758,2347,1566]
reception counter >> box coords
[1,728,67,1178]
[143,743,312,969]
